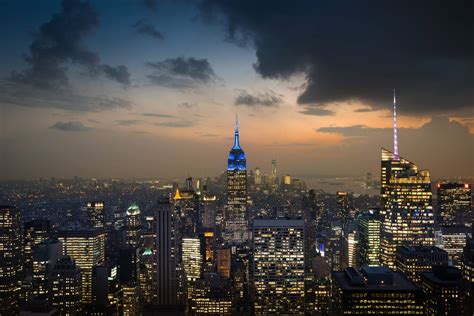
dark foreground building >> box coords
[331,266,423,315]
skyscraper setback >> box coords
[225,115,248,242]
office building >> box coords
[0,205,22,314]
[190,273,232,315]
[182,237,203,282]
[357,210,380,266]
[24,220,51,275]
[157,199,178,305]
[395,245,448,284]
[217,248,231,278]
[436,225,471,267]
[58,228,106,304]
[86,201,105,229]
[420,266,464,315]
[32,239,63,300]
[380,91,435,268]
[51,256,82,315]
[380,149,435,268]
[336,191,349,220]
[437,182,471,226]
[331,266,423,315]
[253,219,305,315]
[125,202,141,248]
[123,283,140,316]
[226,115,248,242]
[462,239,474,316]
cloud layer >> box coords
[50,121,91,131]
[198,0,473,114]
[235,89,283,107]
[147,57,217,88]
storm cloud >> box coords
[9,0,130,90]
[197,0,473,115]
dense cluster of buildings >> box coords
[0,98,473,315]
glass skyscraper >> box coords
[380,148,435,269]
[225,115,248,242]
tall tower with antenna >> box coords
[393,89,399,160]
[225,114,248,242]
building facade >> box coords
[226,116,248,242]
[253,219,305,315]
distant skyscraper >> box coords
[437,182,472,226]
[253,219,305,315]
[254,167,262,186]
[357,210,381,266]
[86,201,105,228]
[336,191,349,220]
[51,255,82,315]
[226,115,248,242]
[157,200,178,305]
[58,228,106,304]
[380,91,435,268]
[125,202,141,247]
[0,206,22,314]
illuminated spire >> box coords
[393,89,399,160]
[173,188,182,200]
[233,113,241,149]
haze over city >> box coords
[1,0,472,180]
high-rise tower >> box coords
[380,91,434,268]
[225,115,248,242]
[0,206,22,314]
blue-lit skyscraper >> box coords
[225,115,248,242]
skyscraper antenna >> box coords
[233,113,240,149]
[393,89,399,160]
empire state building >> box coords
[225,115,249,242]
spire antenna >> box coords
[233,113,240,149]
[393,89,399,160]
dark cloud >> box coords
[141,112,177,118]
[9,0,130,90]
[354,107,379,113]
[143,0,158,11]
[317,125,385,136]
[234,89,283,107]
[197,1,473,114]
[133,19,164,40]
[49,121,91,131]
[115,120,142,126]
[155,120,195,128]
[178,102,197,109]
[146,57,218,88]
[99,64,131,87]
[299,106,335,116]
[0,81,132,112]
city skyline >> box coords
[1,0,472,180]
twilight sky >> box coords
[0,0,472,180]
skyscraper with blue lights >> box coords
[225,115,248,242]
